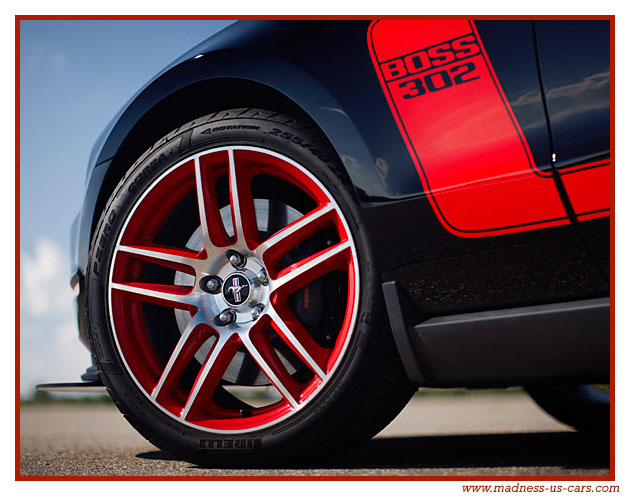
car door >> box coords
[534,20,611,277]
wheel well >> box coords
[92,78,338,239]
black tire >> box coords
[85,108,415,466]
[526,384,610,434]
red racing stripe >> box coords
[368,19,609,237]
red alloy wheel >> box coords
[107,146,360,433]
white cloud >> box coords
[20,318,91,398]
[20,238,91,397]
[23,38,68,76]
[49,49,68,73]
[21,237,73,316]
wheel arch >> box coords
[79,51,379,279]
[92,77,332,245]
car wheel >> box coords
[85,108,415,465]
[526,384,610,434]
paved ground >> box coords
[19,393,610,477]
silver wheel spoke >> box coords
[182,333,232,419]
[228,149,256,250]
[152,313,206,400]
[267,306,326,381]
[241,333,300,409]
[254,204,334,259]
[272,241,351,292]
[228,149,245,246]
[118,244,201,271]
[110,281,196,307]
[194,156,222,258]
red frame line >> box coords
[14,14,615,482]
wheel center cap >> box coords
[222,273,251,307]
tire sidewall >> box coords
[86,112,399,465]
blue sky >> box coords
[19,20,234,397]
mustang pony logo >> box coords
[227,278,245,303]
[223,275,250,305]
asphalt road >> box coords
[19,393,610,477]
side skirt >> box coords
[382,282,610,387]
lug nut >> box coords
[227,250,245,268]
[257,269,268,286]
[203,276,222,294]
[251,304,265,320]
[217,309,236,325]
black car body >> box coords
[66,20,611,463]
